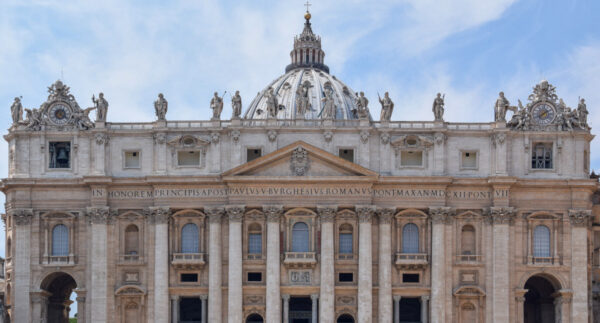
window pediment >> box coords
[391,135,434,150]
[167,135,210,148]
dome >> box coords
[244,10,369,121]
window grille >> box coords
[532,143,553,169]
[292,222,309,252]
[339,233,353,254]
[52,224,69,256]
[533,225,551,257]
[181,223,199,253]
[402,223,419,253]
[461,225,476,255]
[125,225,139,255]
[248,233,262,254]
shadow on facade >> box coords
[336,313,355,322]
[524,275,558,323]
[40,271,76,323]
[246,313,264,323]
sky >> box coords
[1,0,600,259]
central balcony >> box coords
[171,253,206,269]
[395,253,428,269]
[42,255,77,266]
[283,252,317,268]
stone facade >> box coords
[2,9,599,323]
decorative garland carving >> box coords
[87,207,117,224]
[317,206,337,223]
[263,205,283,222]
[143,207,171,224]
[94,133,109,145]
[568,209,591,227]
[226,205,245,222]
[429,207,455,224]
[290,146,310,176]
[356,205,376,223]
[205,207,225,223]
[488,207,516,225]
[11,209,33,226]
[377,208,395,224]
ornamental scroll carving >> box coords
[429,207,455,224]
[143,207,171,224]
[317,205,337,223]
[377,208,395,224]
[87,207,117,224]
[290,146,310,176]
[205,207,225,223]
[11,209,33,226]
[356,205,376,223]
[488,207,516,225]
[263,205,283,222]
[226,205,245,222]
[95,133,109,145]
[568,209,591,227]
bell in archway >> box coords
[56,148,68,163]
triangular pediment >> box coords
[222,141,378,178]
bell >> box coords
[56,148,68,162]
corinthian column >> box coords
[87,207,115,323]
[264,205,283,323]
[377,208,394,323]
[489,207,515,323]
[429,207,453,323]
[226,205,245,323]
[12,209,33,323]
[145,207,171,323]
[206,207,225,323]
[357,205,376,323]
[569,209,591,322]
[318,205,337,322]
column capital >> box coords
[377,207,395,224]
[393,295,401,302]
[86,206,117,224]
[569,209,591,227]
[487,206,516,225]
[428,206,455,224]
[317,205,337,223]
[356,205,376,223]
[9,208,33,225]
[282,294,290,301]
[143,206,171,224]
[310,294,319,301]
[205,206,225,223]
[420,295,430,301]
[226,205,245,222]
[263,205,283,222]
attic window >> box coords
[400,150,423,167]
[461,151,478,169]
[339,149,354,163]
[124,151,140,168]
[178,151,200,166]
[247,148,262,162]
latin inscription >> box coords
[92,186,509,201]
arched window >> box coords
[402,223,419,253]
[248,223,262,255]
[246,313,264,323]
[461,225,476,255]
[339,224,353,254]
[52,224,69,256]
[125,224,139,255]
[181,223,199,253]
[292,222,309,252]
[533,225,551,257]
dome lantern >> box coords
[285,7,329,73]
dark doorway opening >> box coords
[246,313,264,323]
[400,297,421,323]
[289,296,312,323]
[41,272,77,323]
[180,297,202,323]
[524,275,556,323]
[337,313,355,323]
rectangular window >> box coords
[339,233,353,254]
[338,149,354,163]
[124,151,140,168]
[461,151,477,169]
[49,142,71,168]
[247,148,262,162]
[180,273,198,282]
[402,273,419,283]
[178,150,200,166]
[248,233,262,254]
[247,272,262,282]
[338,272,353,282]
[400,150,423,167]
[531,143,553,169]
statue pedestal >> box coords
[380,120,389,128]
[231,118,242,126]
[154,120,167,128]
[494,121,507,129]
[323,119,333,127]
[359,119,370,127]
[433,121,444,128]
[211,120,221,127]
[267,118,278,126]
[95,121,105,129]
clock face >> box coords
[49,103,72,125]
[532,103,556,125]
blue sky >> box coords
[1,0,600,260]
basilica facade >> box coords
[2,9,599,323]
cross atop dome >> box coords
[285,2,329,73]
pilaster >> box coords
[226,205,245,323]
[11,208,34,323]
[206,206,224,323]
[356,205,375,323]
[428,207,454,323]
[264,205,283,323]
[377,207,394,323]
[569,209,590,323]
[145,206,171,323]
[489,206,515,323]
[317,205,337,322]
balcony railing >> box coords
[395,253,428,269]
[338,253,354,260]
[171,253,206,269]
[247,253,263,260]
[117,254,145,265]
[283,252,317,268]
[455,254,482,264]
[43,255,76,265]
[528,256,558,265]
